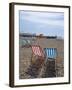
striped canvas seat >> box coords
[31,45,45,68]
[31,45,44,58]
[44,48,57,59]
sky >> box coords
[19,10,64,38]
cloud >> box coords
[20,11,64,27]
[20,11,64,20]
[19,11,64,38]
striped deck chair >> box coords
[31,45,45,66]
[32,45,44,57]
[26,45,45,77]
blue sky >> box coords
[19,10,64,38]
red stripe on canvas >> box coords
[32,45,44,57]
